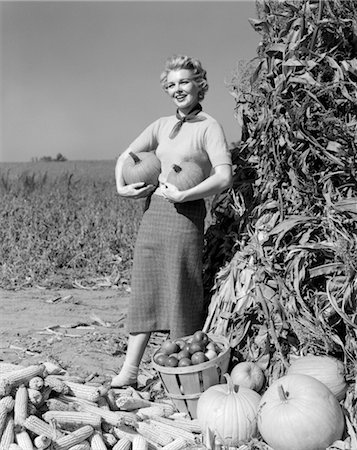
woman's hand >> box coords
[117,182,156,199]
[162,182,185,203]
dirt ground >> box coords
[0,287,164,385]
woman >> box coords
[112,55,232,387]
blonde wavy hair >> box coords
[160,55,209,101]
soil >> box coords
[0,287,165,385]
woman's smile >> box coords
[165,69,200,114]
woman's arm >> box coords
[162,163,233,203]
[115,147,157,199]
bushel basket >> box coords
[152,334,231,419]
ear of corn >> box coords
[14,385,29,427]
[0,396,15,438]
[136,421,173,447]
[151,415,201,434]
[112,426,138,442]
[34,434,51,449]
[0,415,15,448]
[166,418,201,434]
[52,425,93,450]
[28,377,44,391]
[76,403,137,428]
[24,415,64,440]
[65,442,90,450]
[147,419,196,444]
[42,411,102,430]
[102,432,118,447]
[44,376,69,394]
[112,437,132,450]
[161,438,188,450]
[136,403,175,420]
[0,365,45,396]
[9,444,23,450]
[89,431,107,450]
[15,430,34,450]
[27,388,42,406]
[116,396,152,411]
[132,434,148,450]
[64,382,106,403]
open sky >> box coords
[1,0,259,163]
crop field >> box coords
[0,160,146,290]
[1,160,215,290]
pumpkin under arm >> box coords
[164,164,232,203]
[115,148,156,198]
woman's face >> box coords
[165,69,201,114]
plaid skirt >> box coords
[127,194,206,340]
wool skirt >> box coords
[127,194,206,340]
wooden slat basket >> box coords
[152,334,231,419]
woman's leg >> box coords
[111,331,151,387]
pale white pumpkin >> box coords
[257,374,345,450]
[196,374,261,446]
[287,354,347,400]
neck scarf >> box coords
[169,103,203,139]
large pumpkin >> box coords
[122,151,161,186]
[257,374,345,450]
[196,374,261,446]
[166,161,205,191]
[287,354,347,401]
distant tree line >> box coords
[31,153,67,162]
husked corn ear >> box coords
[24,415,64,440]
[103,432,117,447]
[161,438,187,450]
[148,419,196,444]
[90,431,107,450]
[0,415,15,448]
[28,376,44,391]
[132,434,148,450]
[53,425,93,450]
[151,415,201,435]
[28,388,43,406]
[112,437,131,450]
[9,444,23,450]
[136,403,175,420]
[76,403,137,428]
[67,442,90,450]
[14,385,29,426]
[44,376,69,394]
[42,411,101,430]
[0,365,45,396]
[116,396,152,411]
[0,396,15,438]
[112,425,139,442]
[15,430,34,450]
[64,382,107,402]
[34,434,51,449]
[137,421,173,447]
[166,418,201,434]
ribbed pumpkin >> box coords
[122,151,161,186]
[287,355,347,401]
[166,161,205,191]
[196,374,261,446]
[257,374,345,450]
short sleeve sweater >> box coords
[129,111,232,185]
